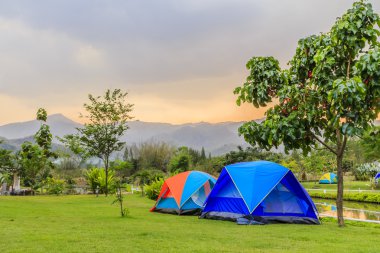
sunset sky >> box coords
[0,0,379,125]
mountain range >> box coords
[0,114,251,155]
[1,114,379,156]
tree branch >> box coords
[311,133,338,155]
[346,57,351,80]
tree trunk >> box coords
[13,173,21,191]
[336,154,345,227]
[105,159,109,197]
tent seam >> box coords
[224,167,251,214]
[249,170,290,214]
[179,179,212,209]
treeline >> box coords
[0,89,378,196]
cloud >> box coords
[0,0,378,124]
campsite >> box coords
[1,194,380,253]
[0,0,380,252]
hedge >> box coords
[309,191,380,204]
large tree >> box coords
[234,0,380,226]
[62,89,133,196]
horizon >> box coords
[1,0,379,125]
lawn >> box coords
[301,180,376,191]
[0,194,379,253]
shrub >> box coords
[353,161,380,181]
[65,177,76,194]
[309,191,380,204]
[46,177,65,195]
[85,167,116,194]
[144,178,164,200]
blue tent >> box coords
[375,172,380,183]
[200,161,320,224]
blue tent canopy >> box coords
[375,172,380,182]
[200,161,320,224]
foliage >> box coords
[45,177,65,195]
[353,161,380,180]
[128,141,175,172]
[224,146,283,165]
[19,143,51,190]
[110,159,134,179]
[309,191,380,204]
[303,149,336,174]
[61,89,133,196]
[197,156,226,175]
[144,178,164,200]
[168,147,191,173]
[85,167,116,194]
[360,126,380,162]
[65,176,76,194]
[234,1,380,226]
[0,173,7,184]
[18,108,57,191]
[57,157,81,171]
[132,169,164,195]
[0,148,15,175]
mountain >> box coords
[0,114,81,140]
[0,114,250,155]
[1,115,378,156]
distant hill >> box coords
[1,115,377,156]
[0,114,252,155]
[0,114,81,140]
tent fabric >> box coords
[200,161,320,224]
[375,172,380,183]
[319,173,338,184]
[150,171,216,215]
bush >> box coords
[144,178,164,200]
[309,191,380,204]
[46,177,65,195]
[353,161,380,181]
[65,177,76,194]
[85,168,116,194]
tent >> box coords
[150,171,216,215]
[375,172,380,184]
[319,173,337,184]
[200,161,320,224]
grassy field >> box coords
[1,195,380,253]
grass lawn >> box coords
[1,194,379,253]
[301,180,376,191]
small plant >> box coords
[46,177,65,195]
[144,178,164,200]
[112,181,129,217]
[85,167,116,195]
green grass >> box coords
[1,195,380,253]
[301,181,376,191]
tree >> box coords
[234,1,380,226]
[360,126,380,161]
[61,89,133,196]
[168,147,190,173]
[19,108,56,191]
[0,148,14,174]
[201,147,206,161]
[129,141,175,172]
[0,148,16,186]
